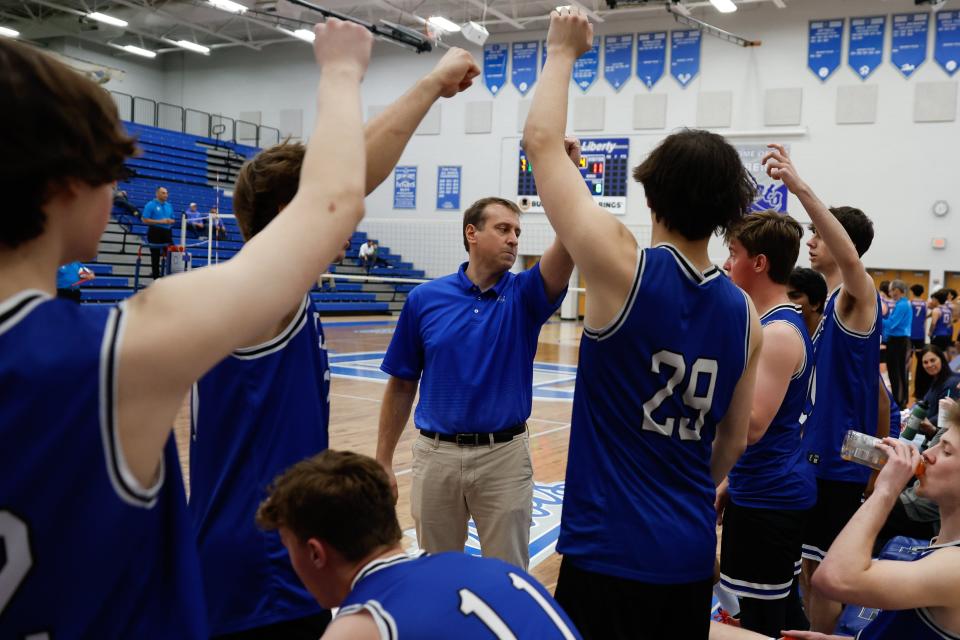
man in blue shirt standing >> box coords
[376,195,573,570]
[885,279,912,407]
[142,185,175,279]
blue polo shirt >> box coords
[143,199,174,229]
[884,297,911,339]
[381,262,564,434]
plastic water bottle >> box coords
[902,402,928,440]
[840,430,925,476]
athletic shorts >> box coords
[802,478,865,562]
[720,503,807,600]
[911,338,926,351]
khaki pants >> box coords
[411,432,533,569]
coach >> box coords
[376,195,573,569]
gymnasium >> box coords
[1,0,959,638]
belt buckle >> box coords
[455,434,477,447]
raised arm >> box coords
[746,321,804,445]
[522,9,637,326]
[762,144,876,332]
[711,300,763,485]
[814,439,960,610]
[117,19,372,487]
[364,48,479,194]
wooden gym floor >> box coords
[173,314,585,591]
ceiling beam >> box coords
[107,0,260,49]
[464,0,524,29]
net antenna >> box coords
[283,0,434,53]
[665,3,761,48]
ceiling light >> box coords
[709,0,737,13]
[292,28,315,42]
[208,0,247,14]
[174,39,210,54]
[122,44,156,58]
[0,26,19,37]
[87,11,128,27]
[427,16,461,33]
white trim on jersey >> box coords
[337,600,399,640]
[231,295,310,360]
[719,573,794,600]
[801,544,826,562]
[917,607,960,640]
[0,289,49,339]
[655,243,723,285]
[741,288,752,378]
[350,551,426,590]
[582,245,644,342]
[99,303,165,508]
[829,287,879,339]
[761,307,808,380]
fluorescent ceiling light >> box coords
[87,11,128,27]
[427,16,461,32]
[122,44,156,58]
[292,28,315,42]
[208,0,247,14]
[0,26,19,37]
[709,0,737,13]
[174,39,210,54]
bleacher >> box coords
[82,121,422,314]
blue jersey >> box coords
[933,305,954,337]
[189,296,329,634]
[857,540,960,640]
[910,299,927,341]
[805,289,882,484]
[728,305,815,510]
[339,552,581,639]
[0,291,207,638]
[883,378,901,440]
[559,245,751,583]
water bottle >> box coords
[902,402,928,440]
[840,430,925,476]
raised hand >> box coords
[427,47,481,98]
[312,18,373,75]
[546,6,593,59]
[564,136,581,166]
[873,437,922,497]
[761,143,808,195]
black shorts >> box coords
[554,557,712,639]
[720,503,807,600]
[932,335,953,352]
[802,478,865,562]
[912,338,926,351]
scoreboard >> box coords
[518,137,630,215]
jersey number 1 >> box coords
[459,572,577,639]
[641,350,718,441]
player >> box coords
[255,450,582,639]
[523,9,762,638]
[188,48,481,638]
[761,144,882,633]
[718,211,814,636]
[0,21,371,636]
[930,289,954,352]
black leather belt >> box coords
[418,423,527,446]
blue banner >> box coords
[848,16,886,80]
[393,166,417,210]
[483,44,508,95]
[935,10,960,76]
[891,13,929,78]
[511,41,539,96]
[572,37,600,92]
[604,34,633,91]
[737,145,789,213]
[436,166,461,211]
[670,30,700,88]
[809,19,844,81]
[636,32,666,89]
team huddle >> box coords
[3,7,960,640]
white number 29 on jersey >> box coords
[641,350,718,441]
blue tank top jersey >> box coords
[339,552,581,639]
[728,305,816,511]
[934,305,954,337]
[911,299,928,341]
[880,298,894,340]
[805,288,883,484]
[883,378,901,440]
[558,245,751,583]
[189,296,328,634]
[857,540,960,640]
[0,291,207,638]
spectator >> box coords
[142,186,175,279]
[913,346,960,437]
[884,280,912,407]
[184,202,205,235]
[55,261,95,302]
[113,187,139,217]
[358,239,378,272]
[208,206,227,240]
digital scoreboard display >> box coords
[518,137,630,215]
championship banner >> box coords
[935,10,960,76]
[891,13,929,78]
[809,19,844,81]
[511,41,539,96]
[392,166,417,210]
[670,29,701,88]
[572,37,600,92]
[483,44,508,95]
[636,32,667,89]
[604,34,633,91]
[848,16,886,80]
[436,166,461,211]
